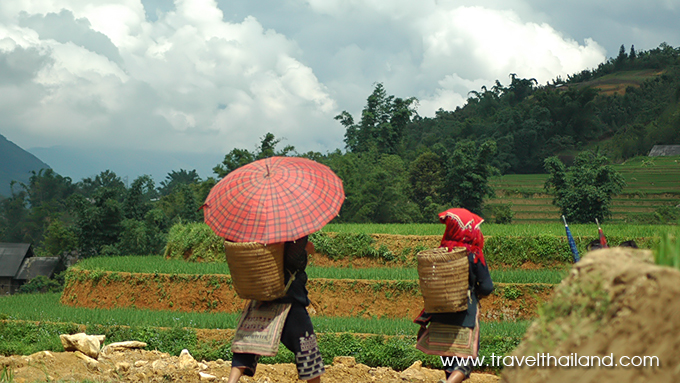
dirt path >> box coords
[1,349,500,383]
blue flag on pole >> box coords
[562,215,580,263]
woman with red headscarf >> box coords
[414,208,494,383]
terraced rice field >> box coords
[487,155,680,223]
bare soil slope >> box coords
[502,247,680,383]
[62,271,551,321]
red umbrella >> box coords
[202,156,344,244]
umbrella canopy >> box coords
[202,156,344,244]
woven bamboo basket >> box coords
[417,247,469,313]
[224,240,286,301]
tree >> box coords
[629,45,636,62]
[544,151,626,223]
[213,133,295,178]
[408,151,445,207]
[0,182,29,242]
[443,140,497,215]
[159,169,201,196]
[21,169,75,245]
[123,175,156,221]
[615,44,628,69]
[337,83,418,154]
[69,187,124,257]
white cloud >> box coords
[418,6,606,83]
[303,1,606,118]
[0,0,341,154]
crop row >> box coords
[0,293,527,338]
[322,222,678,237]
[74,256,568,284]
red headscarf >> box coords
[438,208,486,266]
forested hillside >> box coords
[1,43,679,258]
[402,43,680,174]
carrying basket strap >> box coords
[283,271,297,295]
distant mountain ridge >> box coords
[0,134,51,198]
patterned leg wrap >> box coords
[296,333,325,380]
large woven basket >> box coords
[224,241,286,301]
[417,247,469,313]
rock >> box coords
[152,359,168,373]
[115,362,131,373]
[101,341,147,355]
[198,362,209,370]
[179,349,198,369]
[59,333,105,359]
[199,371,217,381]
[74,350,99,369]
[333,356,357,367]
[27,351,54,361]
[134,360,148,367]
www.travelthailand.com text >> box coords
[441,353,660,368]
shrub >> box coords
[18,275,63,294]
[493,204,515,224]
[164,222,224,262]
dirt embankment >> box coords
[502,248,680,383]
[62,270,552,321]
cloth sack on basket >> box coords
[231,300,292,356]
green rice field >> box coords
[324,223,679,237]
[72,256,568,283]
[486,155,680,223]
[0,293,528,338]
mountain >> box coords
[27,146,224,185]
[0,134,51,198]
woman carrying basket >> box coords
[227,236,324,383]
[414,208,494,383]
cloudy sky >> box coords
[1,0,679,181]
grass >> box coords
[655,233,680,269]
[0,293,528,337]
[73,255,231,275]
[70,256,567,283]
[324,223,679,238]
[0,293,239,330]
[309,267,567,284]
